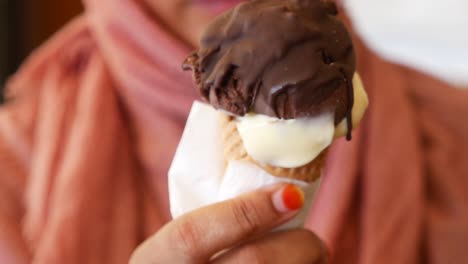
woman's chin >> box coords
[193,0,246,16]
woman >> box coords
[0,0,325,263]
[1,0,467,263]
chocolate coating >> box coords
[183,0,355,138]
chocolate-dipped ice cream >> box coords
[183,0,356,139]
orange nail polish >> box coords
[282,184,304,211]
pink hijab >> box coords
[0,0,467,263]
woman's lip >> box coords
[193,0,245,15]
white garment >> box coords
[344,0,468,87]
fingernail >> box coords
[272,184,304,213]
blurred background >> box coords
[0,0,82,102]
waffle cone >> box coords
[219,113,327,183]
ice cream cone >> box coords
[219,112,326,183]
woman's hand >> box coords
[130,184,327,264]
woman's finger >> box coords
[130,184,304,264]
[211,229,327,264]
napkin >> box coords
[168,101,321,230]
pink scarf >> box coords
[1,0,467,263]
[308,36,468,264]
[0,0,196,263]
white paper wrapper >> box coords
[168,101,321,230]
